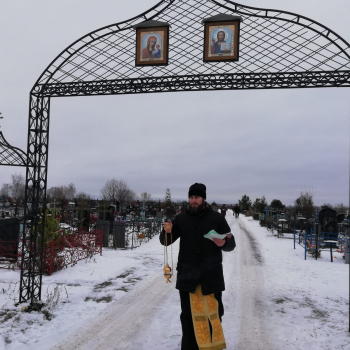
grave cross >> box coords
[263,206,269,216]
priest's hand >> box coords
[213,238,226,247]
[163,220,172,233]
[213,234,232,247]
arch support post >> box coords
[19,94,50,304]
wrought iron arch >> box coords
[20,0,350,303]
[0,132,28,167]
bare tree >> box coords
[101,179,119,202]
[47,186,64,202]
[295,190,314,219]
[321,203,333,209]
[64,183,76,200]
[101,179,136,203]
[76,192,91,202]
[125,189,136,203]
[333,203,348,214]
[46,183,76,205]
[0,183,12,199]
[11,173,25,205]
[140,192,152,204]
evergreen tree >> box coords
[270,199,285,210]
[253,196,268,213]
[37,209,61,242]
[211,201,219,211]
[164,188,172,206]
[239,195,252,211]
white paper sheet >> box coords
[204,230,231,241]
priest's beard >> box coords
[189,200,206,213]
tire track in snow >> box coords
[52,252,182,350]
[223,214,273,349]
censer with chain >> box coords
[163,221,173,283]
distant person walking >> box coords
[233,204,240,218]
[220,204,227,217]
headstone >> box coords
[319,207,337,225]
[156,211,163,222]
[96,220,110,247]
[113,222,126,249]
[165,207,176,220]
[0,218,20,261]
[337,213,345,223]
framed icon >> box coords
[203,20,240,62]
[135,26,169,66]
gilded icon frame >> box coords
[136,26,169,66]
[203,21,240,62]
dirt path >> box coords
[53,214,274,350]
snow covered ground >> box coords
[1,212,349,349]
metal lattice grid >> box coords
[19,95,50,303]
[0,132,27,167]
[32,0,350,90]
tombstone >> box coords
[156,211,163,222]
[78,209,90,231]
[67,202,75,211]
[108,205,116,220]
[305,218,315,234]
[113,222,126,249]
[337,214,346,223]
[324,220,338,234]
[96,220,110,247]
[319,207,337,225]
[0,218,20,261]
[165,207,176,220]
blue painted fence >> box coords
[293,226,349,262]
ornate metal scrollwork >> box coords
[0,132,27,167]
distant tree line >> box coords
[1,173,348,221]
[0,173,25,209]
[236,191,348,220]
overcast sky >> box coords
[0,0,349,206]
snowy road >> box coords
[226,217,273,349]
[52,214,276,350]
[2,212,348,349]
[52,261,183,350]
